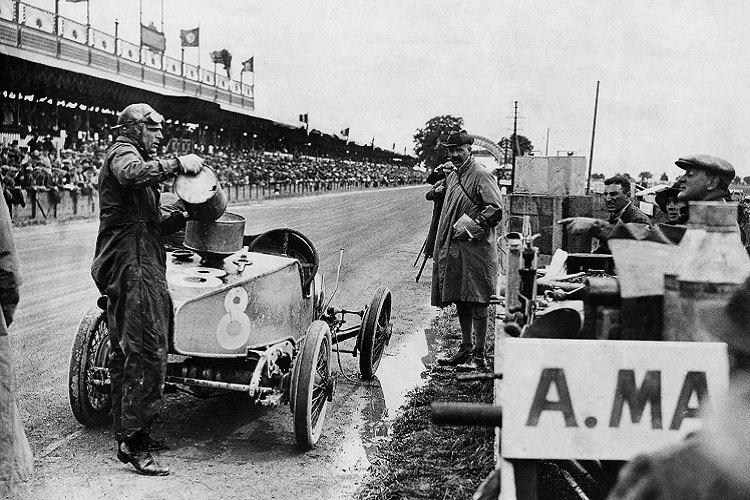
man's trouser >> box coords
[107,282,171,442]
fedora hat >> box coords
[439,129,474,148]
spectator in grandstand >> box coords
[91,103,204,476]
[607,274,750,500]
[432,130,503,372]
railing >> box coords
[8,180,420,225]
[0,0,254,111]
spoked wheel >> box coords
[358,286,392,379]
[68,304,112,427]
[291,320,333,449]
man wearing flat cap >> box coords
[607,275,750,500]
[91,103,203,475]
[432,130,503,371]
[561,155,737,241]
[674,154,734,203]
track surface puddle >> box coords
[336,310,436,473]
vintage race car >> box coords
[68,228,392,449]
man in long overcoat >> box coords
[431,130,502,371]
[91,103,203,475]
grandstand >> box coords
[0,1,419,222]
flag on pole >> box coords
[141,23,167,53]
[340,127,349,138]
[179,27,199,47]
[241,57,254,72]
[299,114,308,124]
[210,49,232,71]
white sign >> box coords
[502,339,729,460]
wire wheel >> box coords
[292,320,332,449]
[68,305,112,427]
[358,286,392,379]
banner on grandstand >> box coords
[141,23,166,53]
[65,0,88,3]
[241,57,254,73]
[180,27,200,47]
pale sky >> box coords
[45,0,750,179]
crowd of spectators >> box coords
[0,135,424,217]
[1,138,103,216]
[205,149,422,191]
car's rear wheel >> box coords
[69,305,112,427]
[291,321,333,449]
[358,287,392,379]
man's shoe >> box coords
[456,357,488,372]
[118,441,170,476]
[436,347,472,366]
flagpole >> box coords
[139,0,143,64]
[86,0,90,45]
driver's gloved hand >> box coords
[177,154,204,175]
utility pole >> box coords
[510,100,518,192]
[587,81,600,195]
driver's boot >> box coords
[117,438,170,476]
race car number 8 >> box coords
[216,287,252,349]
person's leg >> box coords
[113,281,170,476]
[472,304,488,359]
[455,301,474,351]
[457,303,489,371]
[436,302,474,365]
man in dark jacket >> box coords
[603,176,650,225]
[91,103,203,476]
[431,130,502,371]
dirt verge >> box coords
[355,307,496,500]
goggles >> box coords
[112,110,164,129]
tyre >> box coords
[68,305,112,427]
[358,286,392,379]
[291,320,332,449]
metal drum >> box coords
[184,212,246,262]
[174,166,228,222]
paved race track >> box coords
[9,185,435,500]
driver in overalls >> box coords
[91,103,203,475]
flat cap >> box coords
[675,155,735,181]
[439,129,474,148]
